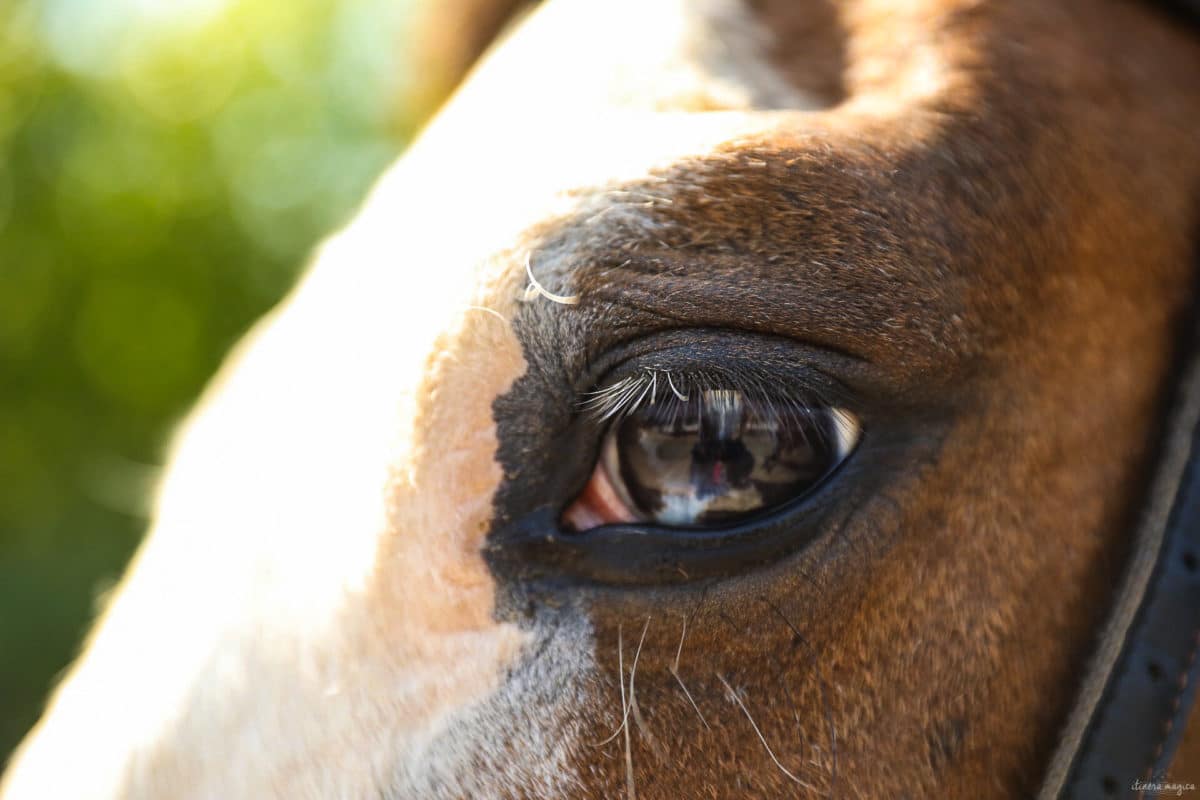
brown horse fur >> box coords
[4,0,1200,797]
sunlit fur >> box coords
[5,0,1200,798]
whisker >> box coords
[624,619,650,800]
[593,619,650,749]
[669,615,710,730]
[459,304,508,322]
[765,599,838,798]
[628,617,651,739]
[594,626,632,747]
[524,253,580,305]
[630,623,664,759]
[717,673,815,790]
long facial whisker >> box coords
[717,673,815,790]
[628,618,663,758]
[593,625,632,747]
[624,703,636,800]
[523,252,580,305]
[459,304,508,322]
[627,617,651,733]
[764,599,838,797]
[623,619,650,800]
[668,615,710,730]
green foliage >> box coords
[0,0,410,758]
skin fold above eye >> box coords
[562,375,860,531]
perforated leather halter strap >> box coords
[1038,320,1200,799]
[1034,6,1200,792]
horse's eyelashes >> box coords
[579,366,831,426]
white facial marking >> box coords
[0,0,833,797]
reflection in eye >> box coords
[564,383,860,531]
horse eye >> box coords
[563,389,860,531]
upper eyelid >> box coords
[571,261,881,368]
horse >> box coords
[4,0,1200,797]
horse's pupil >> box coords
[602,389,853,528]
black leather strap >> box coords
[1063,429,1200,796]
[1039,321,1200,798]
[1040,4,1200,784]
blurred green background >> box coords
[0,0,418,760]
